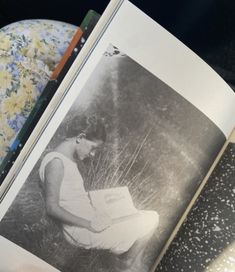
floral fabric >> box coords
[0,19,77,163]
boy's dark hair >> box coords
[66,115,106,142]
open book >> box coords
[89,186,138,219]
[0,0,234,271]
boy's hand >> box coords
[90,212,112,232]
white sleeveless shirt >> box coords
[39,152,95,220]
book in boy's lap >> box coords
[0,0,234,271]
[89,186,138,219]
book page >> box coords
[156,129,235,271]
[0,1,234,271]
[64,0,235,138]
[0,236,59,271]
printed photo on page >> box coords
[0,45,225,271]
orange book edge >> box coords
[50,27,83,80]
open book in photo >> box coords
[0,0,234,272]
[89,186,138,219]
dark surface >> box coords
[0,0,234,89]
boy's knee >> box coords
[145,210,159,229]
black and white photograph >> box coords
[157,141,235,272]
[0,44,225,272]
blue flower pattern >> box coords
[0,19,77,163]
